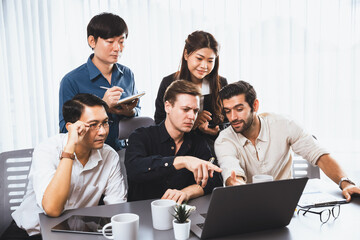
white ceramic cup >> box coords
[151,199,176,230]
[252,174,274,183]
[102,213,139,240]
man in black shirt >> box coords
[125,80,223,203]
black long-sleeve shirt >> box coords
[125,122,223,202]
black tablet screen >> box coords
[51,215,111,235]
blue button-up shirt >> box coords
[59,54,140,151]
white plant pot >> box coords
[172,219,191,240]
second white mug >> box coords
[252,174,274,183]
[151,199,176,230]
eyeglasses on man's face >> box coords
[88,120,113,131]
[297,205,340,223]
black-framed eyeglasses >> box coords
[297,205,341,223]
[89,120,113,131]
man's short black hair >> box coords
[62,93,109,124]
[87,12,128,41]
[219,81,257,111]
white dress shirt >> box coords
[215,113,329,183]
[199,79,210,112]
[12,133,127,236]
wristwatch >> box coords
[60,151,75,160]
[338,177,355,190]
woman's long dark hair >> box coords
[174,31,223,124]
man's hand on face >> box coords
[102,86,124,108]
[174,156,222,188]
[161,189,189,204]
[66,121,90,147]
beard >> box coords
[231,111,255,134]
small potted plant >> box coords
[172,204,195,240]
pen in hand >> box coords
[199,157,216,187]
[100,86,109,90]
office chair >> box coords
[292,154,320,179]
[118,117,155,189]
[292,135,320,179]
[0,148,33,236]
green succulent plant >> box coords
[173,204,193,223]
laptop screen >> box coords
[190,178,308,239]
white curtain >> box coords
[1,0,359,173]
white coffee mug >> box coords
[102,213,139,240]
[151,199,176,230]
[252,174,274,183]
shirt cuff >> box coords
[147,156,175,172]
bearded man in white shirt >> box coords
[215,80,360,201]
[2,93,127,239]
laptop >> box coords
[190,177,308,239]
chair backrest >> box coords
[118,117,155,189]
[118,116,155,140]
[0,148,33,236]
[292,154,320,179]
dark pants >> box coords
[0,221,42,240]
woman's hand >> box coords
[198,121,220,135]
[193,110,212,129]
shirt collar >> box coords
[87,54,123,82]
[159,121,172,143]
[201,79,211,95]
[158,121,192,145]
[232,127,249,147]
[83,149,103,171]
[231,115,269,146]
[113,63,123,74]
[257,115,269,142]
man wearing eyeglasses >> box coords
[4,94,127,239]
[215,81,360,201]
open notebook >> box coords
[297,179,347,208]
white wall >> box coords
[1,0,359,175]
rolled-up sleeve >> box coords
[287,119,329,166]
[215,130,247,183]
[31,142,60,211]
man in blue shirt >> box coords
[59,13,140,151]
